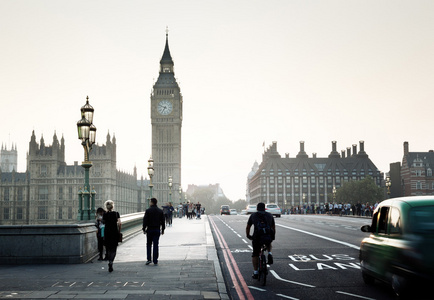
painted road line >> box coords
[276,294,300,300]
[248,286,266,292]
[276,224,360,250]
[270,270,315,288]
[336,291,376,300]
[210,217,254,300]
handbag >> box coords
[118,232,123,243]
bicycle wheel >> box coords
[260,254,267,286]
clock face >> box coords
[157,100,173,115]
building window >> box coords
[39,186,48,200]
[427,168,432,177]
[58,207,63,220]
[38,207,48,219]
[16,207,23,220]
[59,187,63,200]
[69,187,73,200]
[416,181,422,190]
[415,170,422,176]
[41,164,47,176]
[4,187,9,201]
[4,208,10,220]
[68,207,73,219]
[17,188,23,201]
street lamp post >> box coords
[147,156,154,208]
[332,185,337,202]
[386,175,391,198]
[76,96,97,221]
[168,176,172,203]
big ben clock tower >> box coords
[150,31,183,202]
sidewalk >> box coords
[0,215,228,300]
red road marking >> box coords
[210,216,254,300]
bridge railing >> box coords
[0,211,144,264]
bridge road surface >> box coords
[209,214,401,300]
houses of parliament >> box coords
[0,32,182,225]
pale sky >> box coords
[0,1,433,201]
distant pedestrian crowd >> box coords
[283,201,379,217]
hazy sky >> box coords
[0,1,433,201]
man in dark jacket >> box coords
[246,202,276,279]
[143,198,165,265]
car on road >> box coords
[359,196,434,297]
[220,205,230,215]
[265,203,281,217]
[230,209,237,215]
[246,205,257,215]
[240,209,247,215]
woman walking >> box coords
[103,200,121,272]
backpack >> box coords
[254,213,274,244]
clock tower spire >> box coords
[150,30,183,204]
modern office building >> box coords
[248,141,382,208]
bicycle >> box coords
[257,243,268,286]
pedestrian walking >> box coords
[168,203,174,226]
[178,203,183,218]
[195,202,201,219]
[95,207,108,261]
[143,198,165,265]
[102,200,122,272]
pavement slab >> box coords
[0,215,226,300]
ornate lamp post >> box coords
[168,175,172,203]
[386,175,391,198]
[76,96,97,221]
[147,156,154,208]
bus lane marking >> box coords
[270,270,315,287]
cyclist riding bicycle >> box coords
[246,202,276,279]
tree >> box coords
[336,176,383,205]
[232,199,247,212]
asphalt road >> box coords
[209,214,399,300]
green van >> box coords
[360,196,434,297]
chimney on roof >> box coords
[347,147,351,157]
[285,153,289,158]
[404,141,409,156]
[341,150,345,158]
[296,141,308,158]
[329,141,340,158]
[358,140,368,157]
[352,144,357,156]
[313,153,317,158]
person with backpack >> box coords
[246,202,276,279]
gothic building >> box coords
[0,131,150,225]
[248,141,382,208]
[1,144,17,172]
[150,32,183,203]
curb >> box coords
[204,215,230,300]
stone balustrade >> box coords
[0,212,144,264]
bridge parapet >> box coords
[0,212,144,264]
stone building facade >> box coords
[1,144,17,172]
[0,131,150,225]
[400,141,434,196]
[248,141,382,208]
[150,32,183,203]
